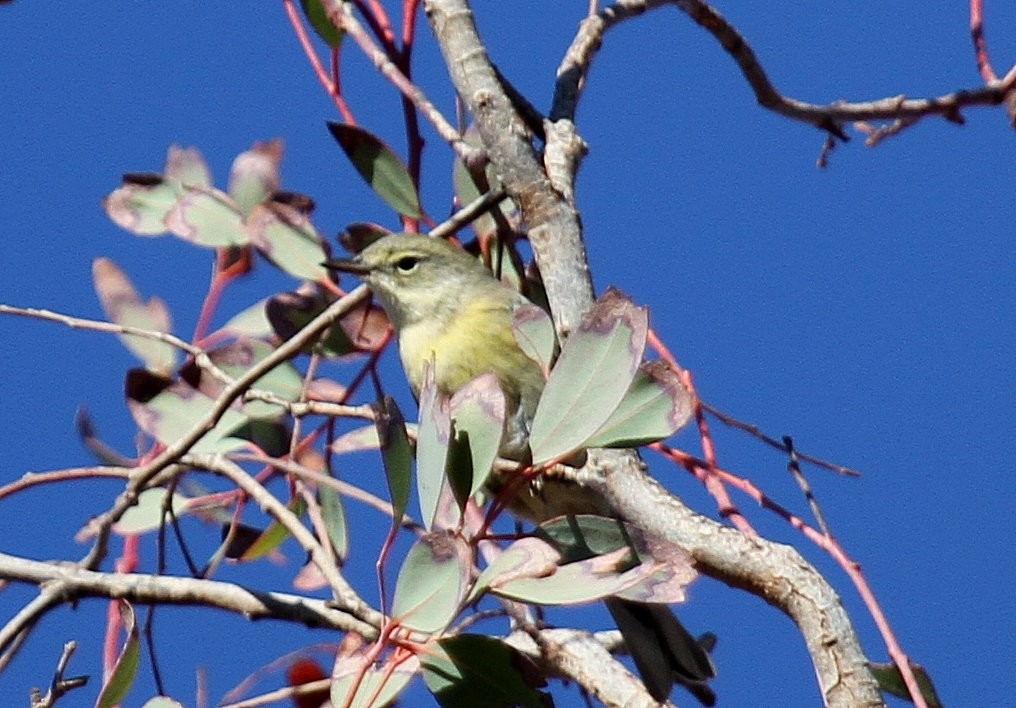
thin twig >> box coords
[320,0,472,160]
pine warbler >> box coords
[327,233,716,705]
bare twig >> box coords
[320,0,473,160]
[0,552,377,641]
[77,287,368,575]
[553,0,1016,147]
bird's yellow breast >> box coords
[397,291,544,419]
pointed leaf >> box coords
[319,479,349,561]
[165,185,248,247]
[512,303,556,376]
[228,139,283,216]
[538,515,697,604]
[339,221,392,254]
[93,258,177,375]
[103,174,185,236]
[470,536,561,605]
[374,396,413,525]
[331,424,381,454]
[97,602,141,708]
[327,122,421,218]
[421,635,547,708]
[246,199,329,281]
[300,0,345,47]
[164,145,211,188]
[581,360,694,448]
[240,497,307,562]
[448,373,506,504]
[416,364,450,530]
[529,288,648,464]
[870,662,943,707]
[114,488,189,535]
[392,532,470,633]
[331,655,418,708]
[141,698,185,708]
[204,339,304,419]
[220,298,274,339]
[125,370,248,454]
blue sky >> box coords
[2,3,1014,706]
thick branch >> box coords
[579,450,884,707]
[424,0,594,338]
[0,552,376,643]
[425,1,884,705]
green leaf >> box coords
[870,662,943,707]
[103,175,185,236]
[319,477,349,561]
[164,145,211,188]
[374,396,413,526]
[97,602,141,708]
[448,373,506,504]
[391,532,470,634]
[327,122,421,218]
[415,364,450,530]
[537,515,697,604]
[301,0,345,47]
[240,497,307,562]
[92,258,177,375]
[245,200,329,281]
[141,697,185,708]
[529,288,648,464]
[220,298,274,339]
[265,288,388,358]
[164,185,248,247]
[205,339,304,419]
[125,370,249,454]
[330,655,417,708]
[512,302,556,376]
[228,139,282,216]
[581,360,694,449]
[421,635,547,708]
[114,488,189,535]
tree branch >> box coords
[425,1,885,705]
[554,0,1016,146]
[0,552,377,643]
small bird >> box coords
[327,233,716,705]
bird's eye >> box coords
[395,256,420,273]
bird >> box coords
[327,233,716,705]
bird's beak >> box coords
[323,257,371,275]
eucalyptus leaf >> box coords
[300,0,345,47]
[416,365,450,530]
[164,185,248,247]
[92,257,177,375]
[529,288,648,464]
[228,139,282,216]
[114,488,189,535]
[374,396,413,525]
[327,122,421,218]
[512,302,556,376]
[331,655,418,708]
[422,635,547,708]
[97,602,140,708]
[125,370,248,454]
[448,373,506,502]
[245,199,329,281]
[391,532,470,633]
[581,360,694,449]
[102,175,184,236]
